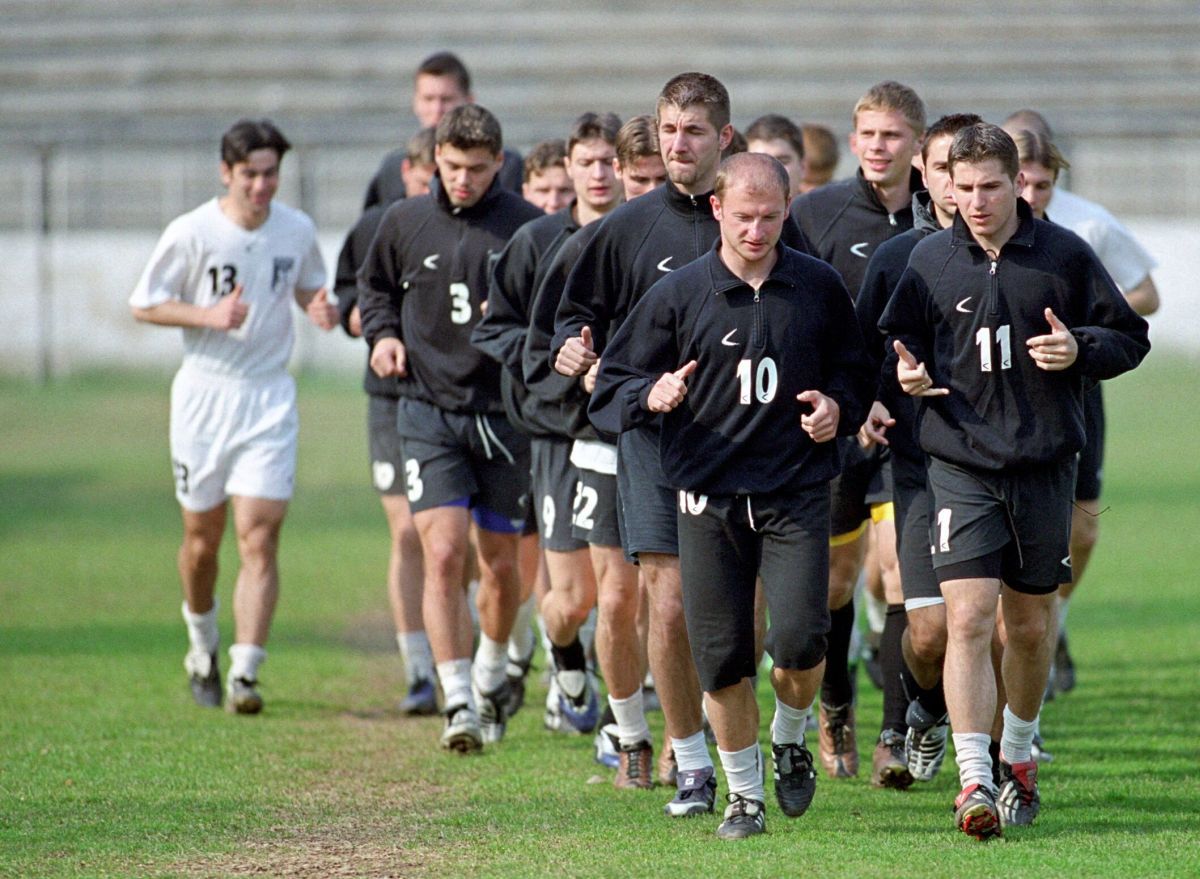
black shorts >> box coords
[367,395,406,496]
[531,437,587,552]
[677,484,831,693]
[891,452,942,607]
[927,457,1075,594]
[394,397,531,531]
[1075,384,1105,502]
[616,426,678,561]
[829,442,892,542]
[571,467,623,549]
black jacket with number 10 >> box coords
[590,242,873,495]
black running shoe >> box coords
[716,793,766,840]
[772,741,817,817]
[1055,632,1076,693]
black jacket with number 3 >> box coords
[590,241,873,495]
[357,174,542,414]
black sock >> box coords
[989,739,1002,786]
[551,637,587,673]
[880,603,909,735]
[915,678,947,719]
[821,599,856,707]
[600,702,616,728]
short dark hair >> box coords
[435,104,502,155]
[948,123,1019,180]
[921,113,984,163]
[714,152,791,206]
[405,127,436,167]
[523,139,567,183]
[745,114,805,159]
[415,51,471,95]
[1014,129,1070,180]
[615,115,659,168]
[220,118,290,166]
[567,112,622,157]
[656,72,731,130]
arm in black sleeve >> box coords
[855,250,898,394]
[781,215,814,257]
[470,227,537,376]
[552,224,619,361]
[878,265,934,390]
[524,237,583,402]
[823,279,874,436]
[1069,252,1151,380]
[588,285,681,436]
[357,205,407,348]
[335,206,386,336]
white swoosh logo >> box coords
[423,254,440,270]
[657,256,674,272]
[956,297,973,313]
[850,242,870,258]
[721,329,738,347]
[1061,555,1072,568]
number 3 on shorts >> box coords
[404,459,424,502]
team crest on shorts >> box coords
[272,257,296,293]
[372,461,396,491]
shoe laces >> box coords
[621,743,649,780]
[724,793,762,820]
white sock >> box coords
[397,631,433,686]
[466,579,481,636]
[181,600,219,655]
[437,658,474,713]
[771,698,810,746]
[1000,705,1038,764]
[953,732,996,793]
[472,634,509,694]
[609,688,651,748]
[718,743,765,802]
[228,643,266,682]
[672,729,713,773]
[866,588,887,638]
[507,597,537,663]
[1057,597,1070,634]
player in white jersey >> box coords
[130,118,337,714]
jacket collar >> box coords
[911,190,942,234]
[663,178,716,219]
[431,171,505,218]
[708,239,796,295]
[855,166,924,217]
[951,197,1038,251]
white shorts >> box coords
[169,367,298,512]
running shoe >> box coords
[226,676,262,715]
[772,741,817,817]
[870,729,914,790]
[440,704,483,753]
[716,793,766,840]
[185,650,221,709]
[904,697,949,782]
[663,766,717,817]
[818,701,858,778]
[954,784,1001,840]
[399,677,439,716]
[614,739,654,790]
[997,758,1040,827]
[473,681,511,744]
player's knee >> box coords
[946,603,995,646]
[180,532,220,567]
[1071,515,1099,554]
[1004,611,1053,653]
[597,579,637,628]
[422,537,466,585]
[908,613,948,663]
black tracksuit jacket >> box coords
[551,180,811,364]
[878,200,1150,472]
[855,190,942,463]
[357,175,543,414]
[791,167,923,298]
[590,242,873,495]
[470,205,580,436]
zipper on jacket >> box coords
[753,289,764,348]
[987,253,1000,316]
[888,213,897,227]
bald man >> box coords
[591,153,872,839]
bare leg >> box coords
[589,545,642,700]
[230,496,288,646]
[380,494,425,634]
[179,503,227,614]
[640,553,703,741]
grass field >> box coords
[2,356,1198,878]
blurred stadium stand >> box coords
[1,0,1198,235]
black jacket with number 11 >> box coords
[357,174,543,415]
[590,242,873,496]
